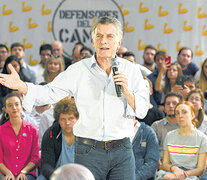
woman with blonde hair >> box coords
[43,55,65,83]
[155,101,207,179]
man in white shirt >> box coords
[0,16,149,180]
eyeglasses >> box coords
[189,96,201,102]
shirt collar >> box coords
[163,117,178,127]
[5,118,26,128]
[90,54,119,68]
[21,61,27,68]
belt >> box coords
[75,137,128,150]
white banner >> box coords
[0,0,207,67]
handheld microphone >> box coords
[111,58,122,97]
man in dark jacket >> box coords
[37,97,78,180]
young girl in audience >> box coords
[43,55,65,83]
[155,101,207,179]
[0,93,40,180]
[155,62,183,110]
[186,89,207,135]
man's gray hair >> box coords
[51,163,95,180]
[91,16,123,40]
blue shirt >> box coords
[147,68,162,106]
[182,62,200,76]
[56,132,74,168]
[23,56,149,141]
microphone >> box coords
[111,58,122,97]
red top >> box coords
[0,119,40,177]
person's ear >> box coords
[149,88,153,96]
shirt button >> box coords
[16,140,18,143]
[16,149,18,151]
[16,157,18,159]
[16,165,18,167]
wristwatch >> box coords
[20,170,27,174]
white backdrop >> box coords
[1,0,207,67]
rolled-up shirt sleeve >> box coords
[23,67,74,112]
[126,63,149,119]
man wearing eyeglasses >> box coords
[0,44,9,73]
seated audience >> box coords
[148,51,167,107]
[34,44,53,84]
[42,55,65,83]
[72,42,84,63]
[0,55,31,110]
[10,42,36,83]
[142,45,157,72]
[177,47,200,77]
[0,44,9,73]
[137,77,165,126]
[132,117,159,180]
[80,46,93,59]
[37,97,78,180]
[0,93,40,180]
[122,51,152,77]
[51,41,72,69]
[155,101,207,179]
[155,62,183,105]
[151,92,183,162]
[173,75,196,98]
[116,45,128,57]
[186,89,207,135]
[50,163,95,180]
[199,58,207,93]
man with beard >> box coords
[10,42,36,83]
[151,92,183,162]
[142,45,157,72]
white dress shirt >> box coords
[23,56,149,141]
[31,63,45,84]
[39,105,54,145]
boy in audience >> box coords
[151,92,183,163]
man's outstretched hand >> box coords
[0,64,28,95]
